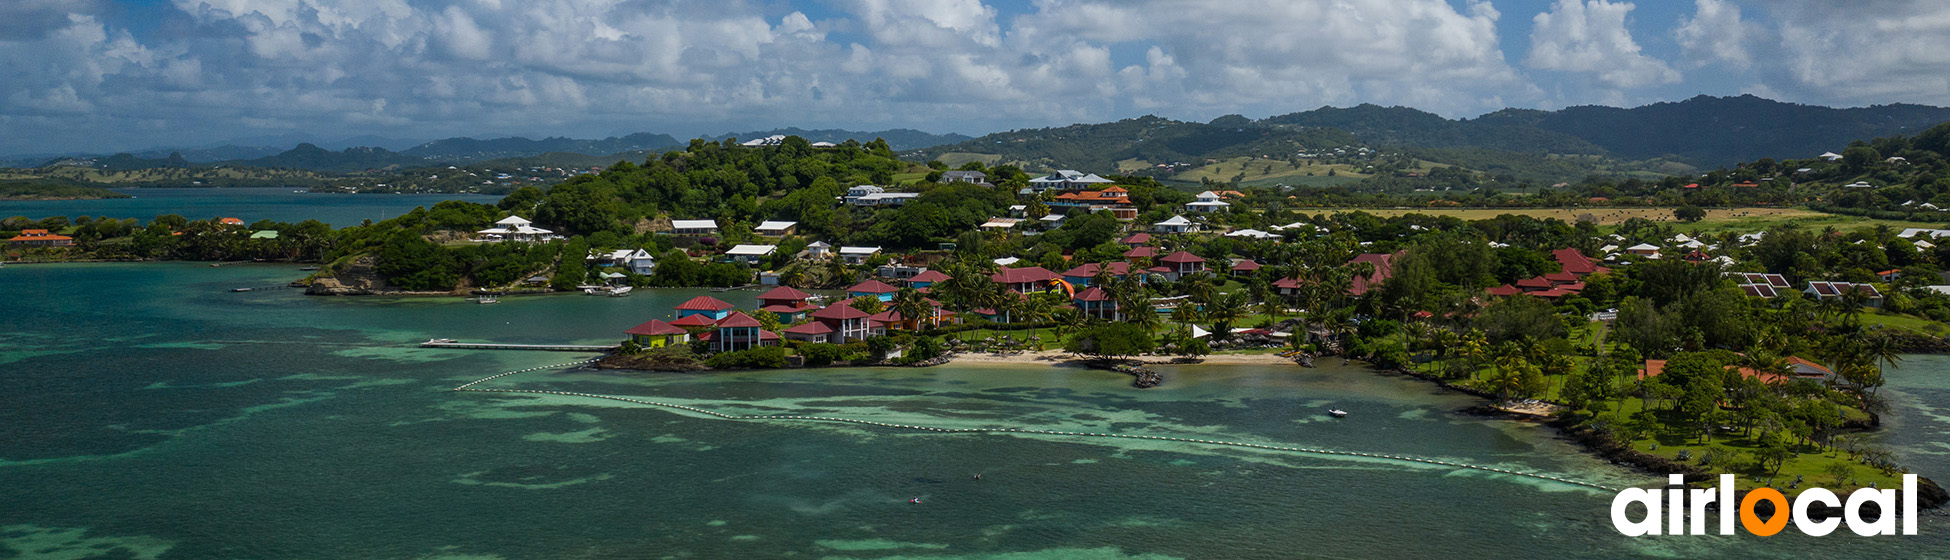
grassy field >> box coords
[932,152,1003,169]
[1167,156,1373,184]
[1299,206,1946,231]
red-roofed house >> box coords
[991,266,1061,293]
[782,320,837,344]
[1062,261,1135,287]
[6,229,73,247]
[1230,259,1260,277]
[810,304,883,341]
[1071,286,1122,321]
[218,217,246,226]
[669,313,722,328]
[1487,284,1522,297]
[1516,277,1554,291]
[848,279,900,301]
[1347,253,1396,296]
[906,270,952,289]
[1272,277,1305,298]
[1122,246,1158,263]
[624,319,689,348]
[674,296,736,320]
[1159,251,1206,280]
[1639,360,1786,385]
[756,286,815,309]
[1120,232,1152,246]
[704,312,776,352]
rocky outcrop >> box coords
[303,255,460,296]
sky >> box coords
[4,0,1950,155]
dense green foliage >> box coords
[0,182,131,200]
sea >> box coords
[0,188,503,227]
[2,191,1948,558]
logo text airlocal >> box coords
[1612,474,1919,536]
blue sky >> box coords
[2,0,1947,155]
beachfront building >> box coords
[725,244,777,265]
[669,219,719,235]
[600,249,657,275]
[1805,281,1883,307]
[623,319,689,348]
[906,270,951,290]
[1187,191,1231,213]
[7,229,74,247]
[476,216,556,242]
[1062,261,1135,287]
[674,296,736,321]
[701,312,777,352]
[991,266,1061,293]
[755,221,798,236]
[756,286,817,322]
[1025,170,1114,193]
[1072,287,1123,321]
[807,304,883,342]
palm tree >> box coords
[1206,292,1250,341]
[1019,294,1056,344]
[891,286,933,331]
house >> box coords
[1896,228,1950,239]
[605,249,657,275]
[1230,259,1260,277]
[1625,243,1661,258]
[1731,272,1790,298]
[7,229,74,247]
[1187,191,1231,212]
[725,244,778,264]
[476,216,556,242]
[1072,287,1122,321]
[1640,360,1787,385]
[1878,269,1903,282]
[1122,246,1159,262]
[1062,261,1135,287]
[1273,277,1305,298]
[740,134,786,147]
[1158,251,1206,281]
[1153,215,1199,234]
[1039,214,1065,228]
[876,264,925,279]
[218,217,246,226]
[1225,228,1276,239]
[806,241,833,259]
[847,279,900,301]
[906,270,951,290]
[1819,152,1844,161]
[1025,170,1114,193]
[1844,181,1874,189]
[941,170,987,184]
[624,319,689,348]
[1551,248,1610,276]
[869,298,949,330]
[1346,253,1397,296]
[701,312,777,352]
[1050,186,1138,220]
[1008,205,1028,217]
[850,191,921,206]
[669,219,719,235]
[674,296,736,320]
[802,303,883,342]
[756,286,817,321]
[1788,357,1836,380]
[980,217,1022,230]
[781,321,839,344]
[1120,232,1152,246]
[755,221,798,236]
[838,246,881,264]
[991,266,1061,293]
[1805,281,1883,307]
[1487,285,1522,297]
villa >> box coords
[7,229,74,247]
[669,219,719,235]
[1153,215,1199,234]
[725,244,777,264]
[1025,170,1114,193]
[623,319,689,348]
[1187,191,1231,213]
[476,216,556,242]
[755,221,798,236]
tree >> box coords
[1473,294,1564,343]
[1674,205,1706,222]
[1064,323,1156,359]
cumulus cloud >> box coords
[1756,1,1950,104]
[1526,0,1680,88]
[1674,0,1756,67]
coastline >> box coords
[945,350,1297,366]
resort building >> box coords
[756,286,817,322]
[1158,251,1207,281]
[1025,170,1114,193]
[7,229,74,247]
[804,304,883,342]
[1187,191,1231,213]
[1050,186,1138,220]
[1062,261,1136,287]
[1551,248,1610,276]
[847,279,900,301]
[1072,287,1123,321]
[700,312,778,352]
[1153,215,1199,234]
[1346,253,1397,296]
[623,319,689,348]
[1120,232,1152,246]
[905,270,951,290]
[673,296,736,321]
[1230,259,1260,277]
[1804,281,1884,307]
[991,266,1061,293]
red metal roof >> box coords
[811,305,871,320]
[1062,261,1131,278]
[1516,277,1554,289]
[759,304,807,314]
[1159,251,1205,264]
[990,266,1060,284]
[1072,287,1112,301]
[1552,248,1609,276]
[1231,259,1261,271]
[755,286,813,302]
[1122,246,1158,258]
[1120,232,1152,245]
[624,319,686,336]
[714,312,762,328]
[847,279,899,294]
[783,321,834,334]
[907,270,952,283]
[669,314,721,327]
[1487,284,1521,296]
[674,296,735,311]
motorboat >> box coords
[476,295,499,304]
[1328,409,1348,418]
[607,286,633,297]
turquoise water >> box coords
[0,188,501,227]
[2,263,1948,558]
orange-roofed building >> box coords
[7,229,73,247]
[218,217,246,225]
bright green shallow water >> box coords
[3,263,1948,559]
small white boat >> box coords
[1328,409,1348,418]
[476,295,499,304]
[607,286,633,297]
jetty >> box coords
[420,339,616,352]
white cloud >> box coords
[1675,0,1755,67]
[1526,0,1680,88]
[1758,1,1950,104]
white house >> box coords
[1625,243,1661,258]
[740,135,786,147]
[1187,191,1231,213]
[1845,181,1874,189]
[670,219,719,235]
[726,244,777,264]
[1039,214,1066,228]
[603,249,657,275]
[806,241,833,259]
[980,217,1022,230]
[476,215,556,242]
[850,192,921,206]
[839,246,882,264]
[1154,215,1199,234]
[1819,152,1844,161]
[1026,170,1114,193]
[1898,228,1950,239]
[1225,228,1276,239]
[755,221,798,236]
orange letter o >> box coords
[1740,488,1790,536]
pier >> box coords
[421,339,616,352]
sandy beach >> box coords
[947,350,1300,366]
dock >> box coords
[420,339,616,352]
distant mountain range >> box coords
[912,95,1950,181]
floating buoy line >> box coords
[454,360,1622,492]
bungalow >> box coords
[725,244,777,265]
[7,229,73,247]
[1153,215,1199,234]
[1273,277,1305,298]
[991,266,1061,293]
[838,246,882,264]
[806,241,833,259]
[1231,259,1261,277]
[1805,281,1883,307]
[941,170,988,184]
[1158,251,1206,281]
[847,279,899,301]
[1120,232,1152,246]
[906,270,951,289]
[670,219,719,235]
[1025,170,1114,193]
[701,312,777,353]
[1072,287,1122,321]
[756,286,817,321]
[1122,246,1159,262]
[806,303,883,342]
[1625,243,1661,258]
[624,319,689,348]
[1062,261,1135,287]
[1346,253,1397,296]
[1551,248,1610,276]
[1187,191,1231,213]
[755,221,798,236]
[605,249,657,275]
[674,295,736,320]
[781,321,839,344]
[1039,214,1066,228]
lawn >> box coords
[1167,156,1371,184]
[1608,399,1899,496]
[1858,308,1950,336]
